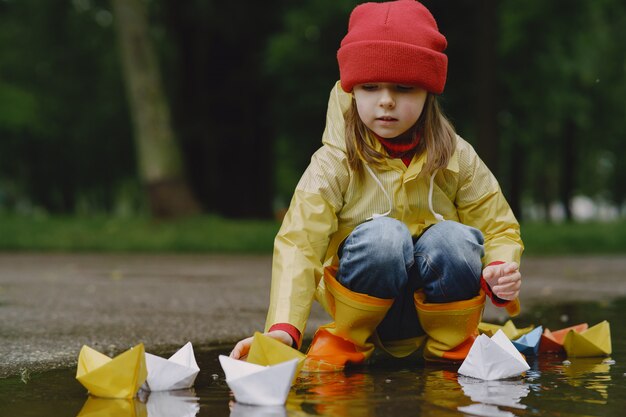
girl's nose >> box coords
[378,90,395,108]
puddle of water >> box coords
[1,298,626,417]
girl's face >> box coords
[353,82,427,139]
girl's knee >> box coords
[373,217,413,246]
[417,221,484,263]
[415,221,484,302]
[338,217,413,298]
[346,217,413,263]
[429,220,484,243]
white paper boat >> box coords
[143,342,200,391]
[458,330,530,380]
[145,389,200,417]
[219,355,298,406]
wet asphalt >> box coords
[1,253,625,378]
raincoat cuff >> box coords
[268,323,302,349]
[480,261,511,307]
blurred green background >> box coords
[1,0,625,253]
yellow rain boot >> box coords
[303,267,393,372]
[414,290,485,362]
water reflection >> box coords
[421,369,467,411]
[457,403,517,417]
[229,402,287,417]
[143,390,200,417]
[457,376,529,409]
[456,376,528,416]
[560,357,613,403]
[77,397,147,417]
[76,389,199,417]
[3,292,623,417]
[296,371,375,416]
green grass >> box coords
[0,214,280,253]
[0,214,625,254]
[520,220,626,256]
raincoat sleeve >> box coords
[454,141,524,267]
[264,146,349,342]
[454,142,523,316]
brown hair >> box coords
[344,94,457,177]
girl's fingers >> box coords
[493,281,521,293]
[494,291,519,300]
[229,343,243,359]
[496,272,521,285]
[504,262,519,274]
[493,278,521,298]
[230,337,253,359]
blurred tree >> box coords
[156,0,286,218]
[592,1,626,213]
[426,0,502,174]
[0,0,623,222]
[0,0,136,213]
[499,0,626,221]
[264,0,356,202]
[111,0,199,218]
[474,0,500,174]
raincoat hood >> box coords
[321,82,352,152]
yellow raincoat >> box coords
[265,82,523,342]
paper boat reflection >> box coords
[561,357,612,401]
[229,403,287,417]
[563,321,611,357]
[457,403,516,417]
[219,355,298,406]
[458,376,529,409]
[143,342,200,391]
[76,397,147,417]
[76,344,147,399]
[144,390,200,417]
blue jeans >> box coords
[337,217,484,342]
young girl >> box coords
[231,0,523,371]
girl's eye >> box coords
[396,85,414,91]
[361,84,379,91]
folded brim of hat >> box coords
[338,40,447,94]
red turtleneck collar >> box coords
[374,131,421,167]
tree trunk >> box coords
[560,119,576,222]
[162,1,217,212]
[508,136,524,221]
[161,1,275,218]
[475,0,499,173]
[111,0,200,218]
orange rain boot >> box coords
[414,290,485,362]
[303,267,393,372]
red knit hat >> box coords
[337,0,448,94]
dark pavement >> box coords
[1,253,625,378]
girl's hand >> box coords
[482,262,522,300]
[229,330,292,360]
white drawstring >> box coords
[428,170,445,222]
[365,164,444,223]
[365,164,392,220]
